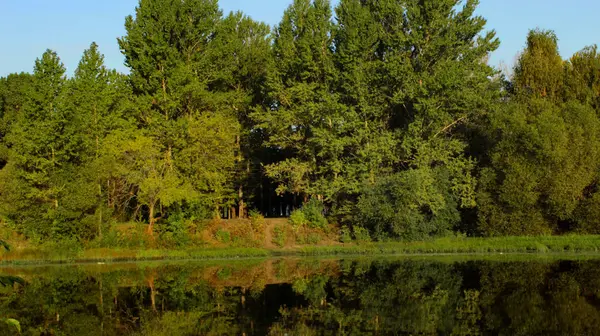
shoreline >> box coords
[3,235,600,265]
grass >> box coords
[3,235,600,265]
[296,235,600,256]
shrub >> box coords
[229,221,263,248]
[306,232,322,245]
[289,209,308,227]
[340,226,353,243]
[353,226,372,243]
[273,225,286,247]
[302,199,328,229]
[290,200,328,229]
[357,170,460,241]
[158,211,192,248]
[215,229,231,244]
[249,210,266,233]
[90,223,153,249]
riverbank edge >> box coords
[3,235,600,265]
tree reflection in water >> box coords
[1,258,600,335]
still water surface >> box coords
[1,257,600,335]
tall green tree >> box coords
[118,0,222,122]
[60,42,136,238]
[513,29,565,101]
[119,0,246,225]
[0,73,33,168]
[207,11,272,217]
[477,30,600,236]
[253,0,346,204]
[0,50,73,238]
[565,45,600,110]
[336,0,500,237]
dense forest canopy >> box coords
[1,0,600,242]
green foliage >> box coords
[3,0,600,245]
[339,226,352,243]
[514,29,564,100]
[352,226,371,243]
[273,225,287,248]
[289,209,308,227]
[477,30,600,236]
[215,229,231,244]
[249,210,266,232]
[289,200,328,229]
[158,210,192,248]
[301,199,328,229]
[357,170,461,241]
[2,318,20,334]
[573,192,600,234]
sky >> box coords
[0,0,599,77]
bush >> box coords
[294,226,325,245]
[357,170,460,241]
[353,226,372,243]
[249,210,266,233]
[215,229,231,244]
[273,225,286,247]
[302,199,328,229]
[306,232,322,245]
[289,209,308,227]
[229,221,264,248]
[89,223,153,249]
[158,211,192,248]
[289,199,328,229]
[340,226,352,243]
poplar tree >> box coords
[565,45,600,109]
[206,12,272,217]
[61,43,135,238]
[118,0,222,121]
[338,0,500,238]
[119,0,244,226]
[513,29,565,101]
[0,73,33,168]
[0,50,70,237]
[253,0,345,204]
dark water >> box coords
[2,257,600,335]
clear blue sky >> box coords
[1,0,598,76]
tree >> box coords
[0,50,72,238]
[335,0,499,233]
[253,0,346,203]
[513,29,564,100]
[477,30,600,236]
[119,0,244,222]
[0,73,34,169]
[101,130,195,234]
[564,45,600,110]
[62,42,135,238]
[207,11,272,218]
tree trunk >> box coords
[107,180,112,208]
[98,207,103,239]
[238,185,245,219]
[148,202,155,235]
[98,184,103,239]
[214,205,221,219]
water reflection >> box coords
[1,258,600,335]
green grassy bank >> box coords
[3,235,600,265]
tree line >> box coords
[1,0,600,242]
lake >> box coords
[1,256,600,335]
